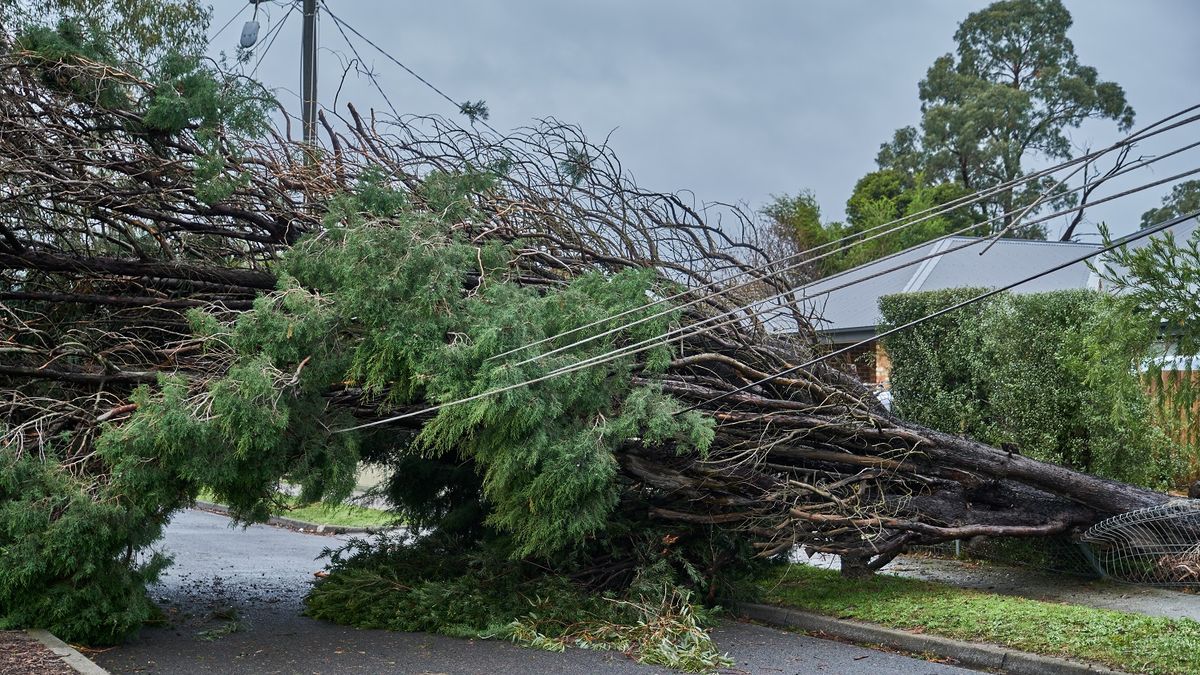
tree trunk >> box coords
[0,52,1175,574]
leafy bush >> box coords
[0,451,177,644]
[1098,223,1200,462]
[880,288,1179,486]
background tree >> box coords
[763,0,1128,280]
[758,190,844,283]
[838,169,980,269]
[878,0,1134,238]
[760,172,981,282]
[1141,180,1200,230]
[0,0,209,60]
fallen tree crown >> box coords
[0,46,1170,590]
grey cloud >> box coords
[224,0,1200,238]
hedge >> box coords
[879,288,1179,487]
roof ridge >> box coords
[945,235,1100,248]
[903,238,951,292]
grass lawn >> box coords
[757,564,1200,675]
[197,490,396,529]
[277,498,396,529]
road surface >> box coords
[94,509,973,674]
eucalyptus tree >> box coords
[0,0,209,60]
[878,0,1134,237]
[1141,181,1200,230]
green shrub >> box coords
[0,452,177,644]
[880,288,1179,486]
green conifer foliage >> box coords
[0,161,725,645]
[0,21,285,643]
[0,453,172,644]
[205,169,715,558]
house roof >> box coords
[758,216,1200,342]
[784,236,1101,341]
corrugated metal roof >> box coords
[758,218,1200,339]
[783,236,1100,338]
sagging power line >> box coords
[680,207,1200,415]
[335,158,1200,435]
[498,108,1200,372]
[489,105,1200,365]
[320,2,500,134]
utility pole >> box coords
[300,0,318,146]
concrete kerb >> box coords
[26,629,110,675]
[193,500,387,535]
[737,603,1126,675]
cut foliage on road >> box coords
[304,533,733,672]
[758,563,1200,675]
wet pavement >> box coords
[93,509,973,674]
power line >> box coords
[319,2,501,135]
[503,168,1200,411]
[503,114,1200,371]
[323,3,400,119]
[206,3,250,47]
[253,6,1199,380]
[251,2,296,78]
[274,16,1200,432]
[488,105,1200,364]
[333,166,1200,435]
[529,147,1200,379]
[677,207,1200,416]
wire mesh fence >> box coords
[1081,500,1200,586]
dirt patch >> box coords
[0,631,74,675]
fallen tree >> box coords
[0,35,1174,646]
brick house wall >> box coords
[831,342,893,386]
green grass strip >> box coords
[197,490,395,529]
[277,499,395,529]
[757,564,1200,675]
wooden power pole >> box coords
[301,0,318,145]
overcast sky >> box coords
[210,0,1200,240]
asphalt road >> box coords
[94,509,974,674]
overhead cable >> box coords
[531,151,1200,379]
[334,166,1200,434]
[504,115,1200,370]
[678,207,1200,415]
[489,105,1200,364]
[320,2,501,136]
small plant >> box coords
[197,607,247,641]
[458,99,489,124]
